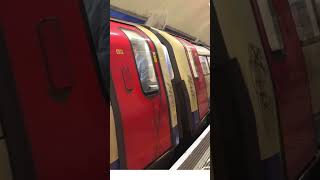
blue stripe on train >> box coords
[192,111,200,129]
[261,153,284,180]
[172,125,179,146]
[110,9,146,24]
[110,159,120,170]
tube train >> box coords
[0,1,210,178]
[109,19,211,169]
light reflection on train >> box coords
[109,19,211,169]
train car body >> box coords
[147,28,201,137]
[289,0,320,150]
[109,19,212,169]
[194,45,211,104]
[110,20,177,169]
[250,0,317,179]
[134,24,179,144]
[177,38,209,121]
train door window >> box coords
[121,29,159,94]
[207,56,211,67]
[288,0,320,44]
[186,48,199,78]
[256,0,284,51]
[199,56,210,75]
[161,44,174,80]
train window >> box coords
[289,0,320,44]
[199,56,210,75]
[207,57,211,67]
[121,29,160,94]
[256,0,284,51]
[186,48,199,78]
[161,44,174,80]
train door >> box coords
[110,21,171,169]
[198,55,211,99]
[160,44,183,140]
[178,38,209,121]
[0,0,108,179]
[148,28,200,137]
[135,25,180,147]
[251,0,317,179]
[195,45,211,104]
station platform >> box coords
[170,125,210,170]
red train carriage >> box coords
[110,20,173,169]
[194,45,211,107]
[177,37,209,121]
[251,0,317,179]
[146,27,201,138]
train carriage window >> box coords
[207,56,211,67]
[199,56,210,75]
[289,0,320,44]
[186,48,199,78]
[256,0,284,51]
[161,44,174,80]
[121,29,159,94]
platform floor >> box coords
[170,125,210,170]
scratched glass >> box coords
[121,29,159,94]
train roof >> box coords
[110,18,139,27]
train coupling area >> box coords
[170,125,210,170]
